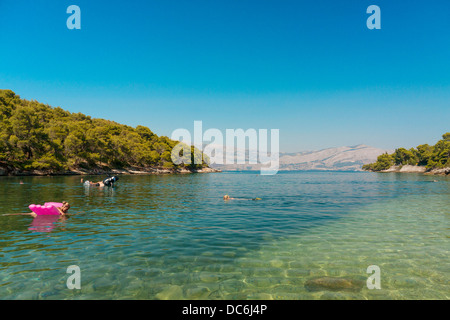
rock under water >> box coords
[304,276,365,292]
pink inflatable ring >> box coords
[44,202,64,208]
[29,204,62,216]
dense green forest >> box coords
[362,133,450,171]
[0,89,206,173]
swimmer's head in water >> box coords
[223,195,230,200]
[61,201,71,213]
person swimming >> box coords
[223,195,261,201]
[56,201,71,215]
[81,176,119,187]
[81,178,104,186]
[3,201,71,218]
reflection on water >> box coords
[27,214,70,234]
[28,215,60,233]
[0,172,448,299]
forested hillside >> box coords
[0,89,205,173]
[362,133,450,172]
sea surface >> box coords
[0,171,448,300]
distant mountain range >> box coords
[210,144,391,171]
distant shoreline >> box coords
[216,167,449,176]
[0,166,220,177]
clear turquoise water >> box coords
[0,171,448,300]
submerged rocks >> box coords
[304,276,365,292]
[155,285,184,300]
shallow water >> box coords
[0,171,448,300]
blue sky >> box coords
[0,0,449,152]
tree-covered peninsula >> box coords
[362,133,450,174]
[0,89,210,175]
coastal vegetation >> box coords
[0,89,207,174]
[362,133,450,172]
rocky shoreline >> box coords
[0,165,221,177]
[375,165,450,176]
